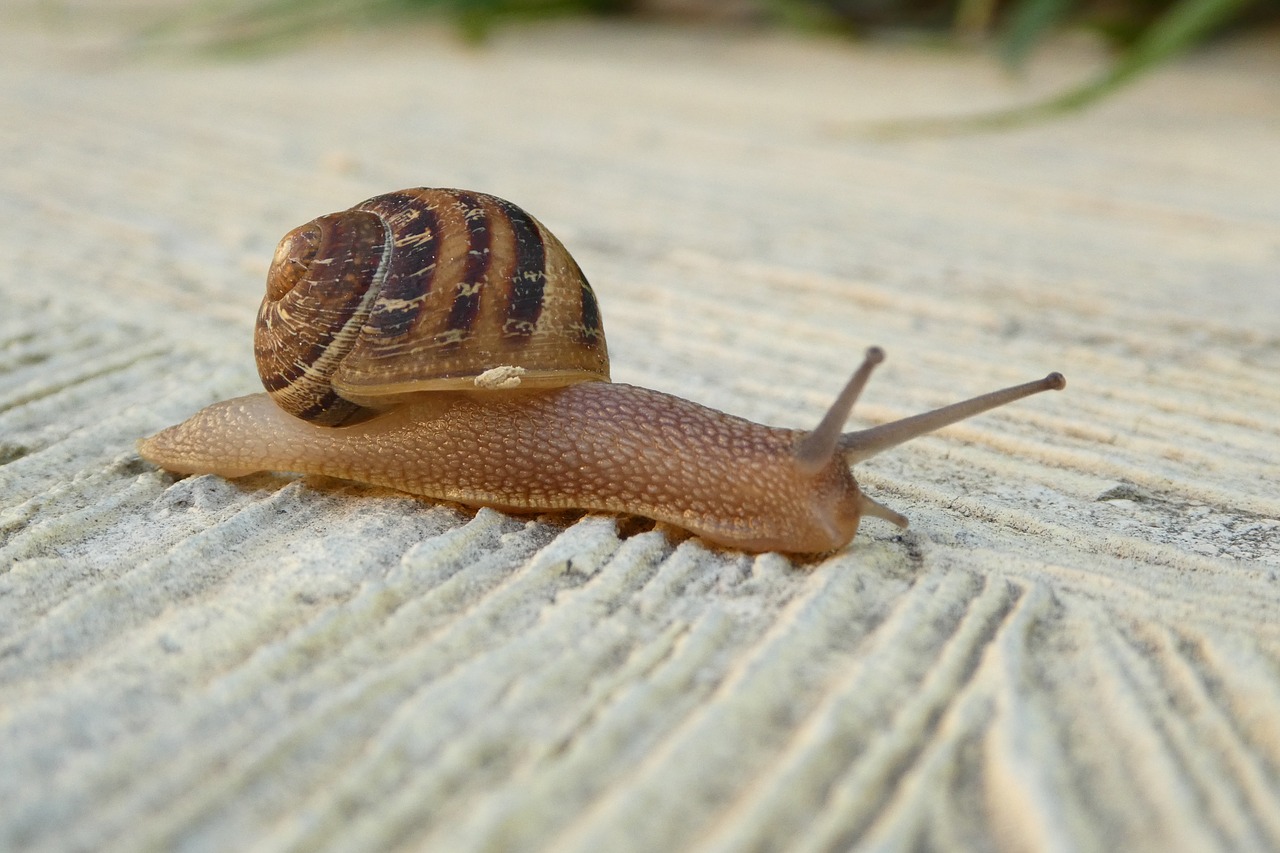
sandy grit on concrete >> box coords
[1,13,1278,852]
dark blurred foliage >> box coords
[145,0,1279,125]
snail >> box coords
[139,187,1065,554]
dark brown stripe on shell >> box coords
[258,358,302,392]
[362,193,441,340]
[293,387,367,426]
[494,197,547,338]
[443,191,491,339]
[576,262,603,342]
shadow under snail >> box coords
[139,187,1065,554]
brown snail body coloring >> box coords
[139,187,1065,554]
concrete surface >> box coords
[1,10,1278,852]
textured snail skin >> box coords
[138,383,867,554]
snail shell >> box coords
[255,188,609,426]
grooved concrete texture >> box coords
[2,12,1279,852]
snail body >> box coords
[139,383,862,552]
[139,188,1065,554]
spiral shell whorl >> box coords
[254,188,609,426]
[255,211,390,426]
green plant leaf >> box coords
[1000,0,1078,67]
[1110,0,1258,82]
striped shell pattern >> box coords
[254,188,610,426]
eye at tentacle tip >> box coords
[793,345,887,474]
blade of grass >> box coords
[1000,0,1078,66]
[859,0,1260,136]
[1112,0,1257,75]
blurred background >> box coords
[23,0,1280,123]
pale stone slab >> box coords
[1,14,1278,852]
